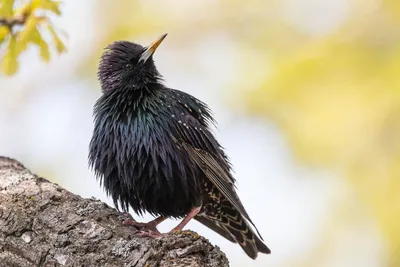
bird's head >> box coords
[98,33,167,93]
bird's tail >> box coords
[195,205,270,259]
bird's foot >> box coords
[122,214,139,226]
[122,212,138,225]
[123,214,165,233]
[136,229,166,238]
[123,219,145,228]
[124,219,161,232]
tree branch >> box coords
[0,156,229,267]
[0,14,27,29]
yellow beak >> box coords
[139,33,168,62]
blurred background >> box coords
[1,0,399,266]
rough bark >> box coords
[0,156,229,267]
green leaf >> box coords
[48,23,66,53]
[0,0,15,17]
[1,35,19,75]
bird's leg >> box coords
[124,215,166,233]
[169,206,202,233]
[136,206,201,238]
[135,207,201,238]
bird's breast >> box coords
[92,107,203,217]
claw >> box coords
[123,216,165,233]
[123,219,144,227]
[136,229,166,238]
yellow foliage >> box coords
[0,25,8,44]
[18,16,39,51]
[1,34,18,74]
[385,0,400,20]
[0,0,14,17]
[0,0,66,75]
[31,0,61,15]
[242,2,400,264]
[48,23,66,53]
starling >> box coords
[88,33,271,259]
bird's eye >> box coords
[125,63,133,69]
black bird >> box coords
[89,33,271,259]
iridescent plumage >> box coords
[88,35,270,259]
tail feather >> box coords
[195,215,237,243]
[225,215,270,259]
[197,203,271,259]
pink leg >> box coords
[135,206,202,238]
[124,215,166,233]
[169,206,201,233]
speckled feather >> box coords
[88,40,270,259]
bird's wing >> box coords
[180,141,262,237]
[168,106,263,239]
